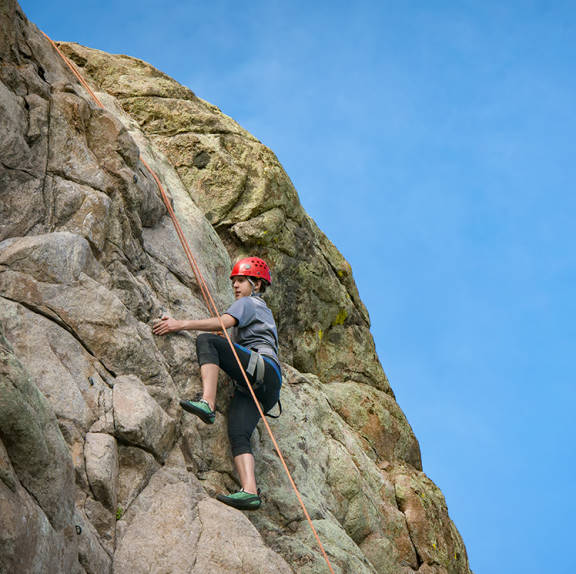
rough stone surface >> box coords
[58,42,389,394]
[117,444,160,512]
[112,375,176,461]
[0,323,79,574]
[74,507,113,574]
[0,2,472,573]
[85,432,119,512]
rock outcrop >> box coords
[0,1,472,572]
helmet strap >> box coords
[246,277,264,297]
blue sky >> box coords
[19,1,576,572]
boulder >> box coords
[112,375,176,461]
[85,432,119,511]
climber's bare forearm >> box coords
[152,314,236,336]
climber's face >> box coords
[231,276,260,299]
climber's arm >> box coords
[152,314,237,335]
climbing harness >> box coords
[42,33,335,574]
[237,348,282,418]
[246,349,265,385]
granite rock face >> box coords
[57,41,386,393]
[0,2,472,572]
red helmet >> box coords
[230,257,271,284]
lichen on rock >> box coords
[0,2,472,572]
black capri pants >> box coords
[196,333,282,457]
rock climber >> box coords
[152,257,282,511]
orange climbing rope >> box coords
[42,32,216,316]
[43,33,336,573]
[139,157,216,317]
[42,32,104,107]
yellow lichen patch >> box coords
[337,262,352,278]
[318,329,324,342]
[331,308,348,326]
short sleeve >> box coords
[224,297,257,327]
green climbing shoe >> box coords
[180,394,215,424]
[216,489,262,511]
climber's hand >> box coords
[152,316,181,335]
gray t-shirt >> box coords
[225,294,280,367]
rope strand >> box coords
[43,33,335,573]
